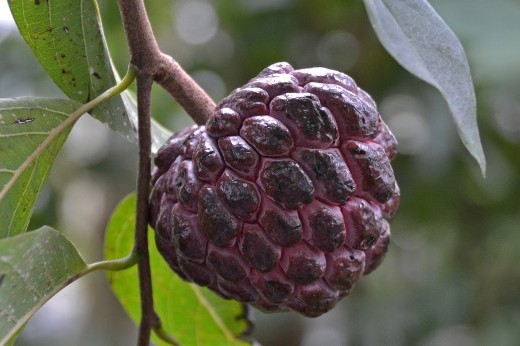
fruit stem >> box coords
[117,0,215,125]
[155,53,216,125]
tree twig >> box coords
[116,0,217,344]
[134,74,154,346]
[154,53,215,125]
[116,0,215,125]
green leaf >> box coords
[0,226,87,344]
[8,0,172,152]
[363,0,486,175]
[105,194,253,346]
[8,0,132,138]
[2,322,25,346]
[119,89,173,153]
[0,97,81,238]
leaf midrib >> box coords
[190,284,236,344]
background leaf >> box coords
[363,0,486,175]
[0,226,87,344]
[119,89,173,153]
[105,194,253,346]
[0,97,80,238]
[8,0,172,152]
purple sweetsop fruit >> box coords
[150,62,399,317]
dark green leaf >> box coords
[363,0,486,175]
[8,0,171,151]
[0,226,87,344]
[0,97,80,238]
[8,0,125,131]
[105,194,252,345]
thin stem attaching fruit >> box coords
[117,0,215,125]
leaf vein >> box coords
[190,285,235,343]
[0,132,51,138]
[0,256,42,299]
[6,160,37,237]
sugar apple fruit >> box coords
[149,62,399,317]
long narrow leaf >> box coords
[363,0,486,175]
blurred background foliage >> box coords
[1,0,519,345]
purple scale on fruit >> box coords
[259,197,303,247]
[293,148,355,204]
[217,87,270,118]
[269,92,338,148]
[206,108,242,138]
[239,223,281,273]
[240,116,294,157]
[259,158,314,210]
[217,136,259,179]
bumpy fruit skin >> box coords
[150,62,399,317]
